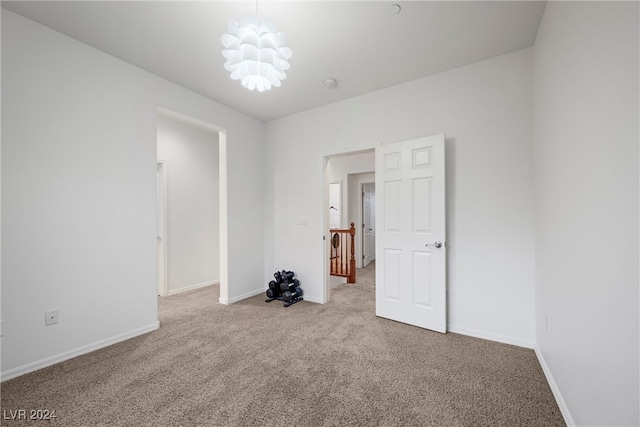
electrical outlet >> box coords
[297,216,308,225]
[45,310,59,326]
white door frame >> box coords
[157,160,168,297]
[361,181,375,268]
[156,106,229,304]
[321,147,377,304]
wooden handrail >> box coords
[329,222,356,283]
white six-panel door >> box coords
[375,134,446,333]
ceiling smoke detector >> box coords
[387,4,401,15]
[324,78,338,89]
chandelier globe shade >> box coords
[221,14,292,92]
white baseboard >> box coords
[1,321,160,382]
[301,295,322,304]
[534,346,575,426]
[219,287,265,305]
[168,280,218,296]
[448,325,534,349]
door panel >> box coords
[383,249,401,300]
[375,134,446,333]
[412,178,431,232]
[384,181,401,231]
[413,251,431,307]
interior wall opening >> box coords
[156,108,227,305]
[323,148,375,302]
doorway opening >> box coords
[362,182,375,268]
[156,107,228,305]
[323,148,376,303]
[322,134,447,334]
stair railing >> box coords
[329,222,356,283]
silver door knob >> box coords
[426,241,443,248]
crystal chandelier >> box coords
[221,14,292,92]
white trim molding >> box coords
[0,322,160,382]
[448,325,534,349]
[219,287,265,305]
[168,280,219,296]
[301,295,323,304]
[534,346,576,426]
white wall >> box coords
[328,182,341,229]
[265,48,535,346]
[157,116,219,294]
[532,2,639,425]
[0,7,3,344]
[1,10,264,379]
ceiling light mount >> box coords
[221,14,292,92]
[324,78,338,89]
[387,4,401,15]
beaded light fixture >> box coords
[221,14,292,92]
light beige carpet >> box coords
[1,263,564,426]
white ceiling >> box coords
[2,1,546,122]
